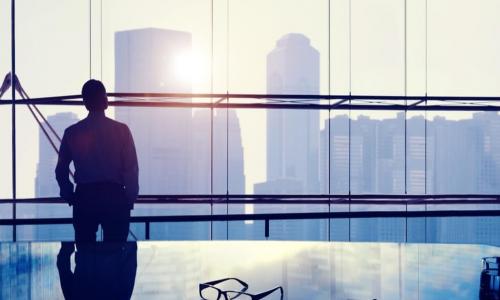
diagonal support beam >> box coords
[330,98,349,108]
[214,97,227,105]
[409,99,426,107]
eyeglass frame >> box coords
[199,277,283,300]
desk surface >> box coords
[0,241,499,299]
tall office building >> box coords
[34,112,79,241]
[35,112,79,197]
[255,33,320,194]
[115,28,193,195]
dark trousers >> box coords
[73,182,130,244]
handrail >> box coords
[2,93,500,111]
[3,92,500,101]
[2,194,500,205]
[2,210,500,225]
[1,201,499,240]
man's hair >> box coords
[82,79,108,111]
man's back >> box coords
[56,79,139,244]
[56,112,139,208]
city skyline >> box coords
[4,0,500,200]
[11,25,500,243]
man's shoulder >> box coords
[105,117,131,132]
[64,120,85,134]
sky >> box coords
[1,0,500,199]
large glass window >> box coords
[0,0,499,243]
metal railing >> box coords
[2,194,499,240]
[3,93,500,111]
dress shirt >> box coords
[55,111,139,208]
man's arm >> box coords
[55,129,75,205]
[122,126,139,209]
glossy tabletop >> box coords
[0,241,499,299]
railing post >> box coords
[145,221,150,240]
[265,219,269,240]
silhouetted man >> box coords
[56,79,139,243]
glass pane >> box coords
[237,108,321,195]
[349,111,405,194]
[0,0,11,196]
[16,0,89,97]
[428,0,500,96]
[0,0,12,240]
[114,106,198,195]
[228,220,265,241]
[228,0,328,94]
[151,222,210,241]
[102,0,212,93]
[330,0,349,95]
[351,0,404,95]
[16,224,73,242]
[327,112,350,194]
[133,203,211,240]
[424,216,500,246]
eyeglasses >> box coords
[199,278,283,300]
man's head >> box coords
[82,79,108,112]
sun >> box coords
[172,50,205,85]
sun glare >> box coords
[173,51,203,84]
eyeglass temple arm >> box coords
[253,286,283,300]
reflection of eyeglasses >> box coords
[199,278,283,300]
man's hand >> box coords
[62,191,75,206]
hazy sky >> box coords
[1,0,500,199]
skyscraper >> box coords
[35,112,79,197]
[115,28,193,195]
[255,33,320,194]
[254,33,323,240]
